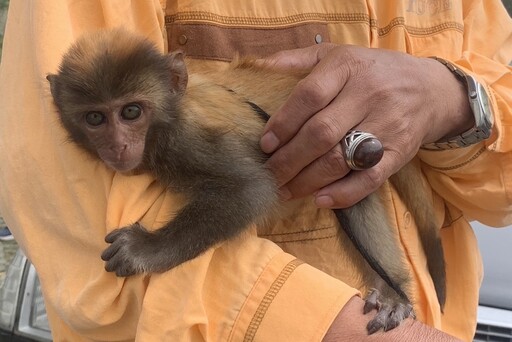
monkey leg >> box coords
[389,165,446,310]
[333,193,418,334]
[334,193,411,304]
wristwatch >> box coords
[421,57,494,151]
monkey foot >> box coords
[363,288,415,334]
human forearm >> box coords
[323,297,463,342]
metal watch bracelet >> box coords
[421,57,494,151]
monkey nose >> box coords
[115,144,128,155]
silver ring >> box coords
[341,130,384,171]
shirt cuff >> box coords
[229,252,359,342]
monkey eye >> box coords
[121,104,142,120]
[85,112,106,126]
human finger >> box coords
[265,90,365,187]
[260,46,350,154]
[277,137,350,199]
[282,129,384,199]
[313,151,400,208]
[259,43,335,70]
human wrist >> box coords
[421,57,493,150]
[420,57,475,146]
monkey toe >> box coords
[363,288,380,314]
[364,289,415,334]
[388,303,415,330]
[366,302,415,334]
[384,302,414,331]
[366,303,392,334]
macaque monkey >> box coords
[47,29,446,333]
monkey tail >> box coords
[390,163,447,311]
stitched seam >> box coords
[442,213,464,228]
[271,235,337,244]
[243,259,304,342]
[428,146,486,171]
[166,11,371,27]
[378,17,463,37]
[166,12,463,37]
[259,225,335,237]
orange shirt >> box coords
[0,1,511,341]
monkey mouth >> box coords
[103,157,141,173]
[107,160,140,172]
[99,147,144,173]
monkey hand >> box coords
[363,288,415,334]
[101,223,171,277]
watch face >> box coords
[476,82,494,129]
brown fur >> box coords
[47,29,445,332]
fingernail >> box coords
[315,194,334,208]
[260,131,280,153]
[279,186,292,201]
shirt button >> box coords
[315,34,323,44]
[403,211,412,229]
[178,34,188,45]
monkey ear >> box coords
[46,74,59,98]
[166,51,188,95]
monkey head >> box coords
[47,29,188,172]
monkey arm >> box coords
[101,173,279,276]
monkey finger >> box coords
[104,259,118,273]
[108,260,135,277]
[104,228,125,243]
[104,252,127,273]
[101,242,123,261]
[313,153,398,209]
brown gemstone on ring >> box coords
[352,137,383,170]
[342,131,384,170]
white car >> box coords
[473,222,512,341]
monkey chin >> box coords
[105,159,140,173]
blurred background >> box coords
[0,0,8,58]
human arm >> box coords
[259,42,475,208]
[259,0,512,226]
[324,297,462,342]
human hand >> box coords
[260,43,473,208]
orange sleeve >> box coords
[419,0,512,227]
[0,1,357,340]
